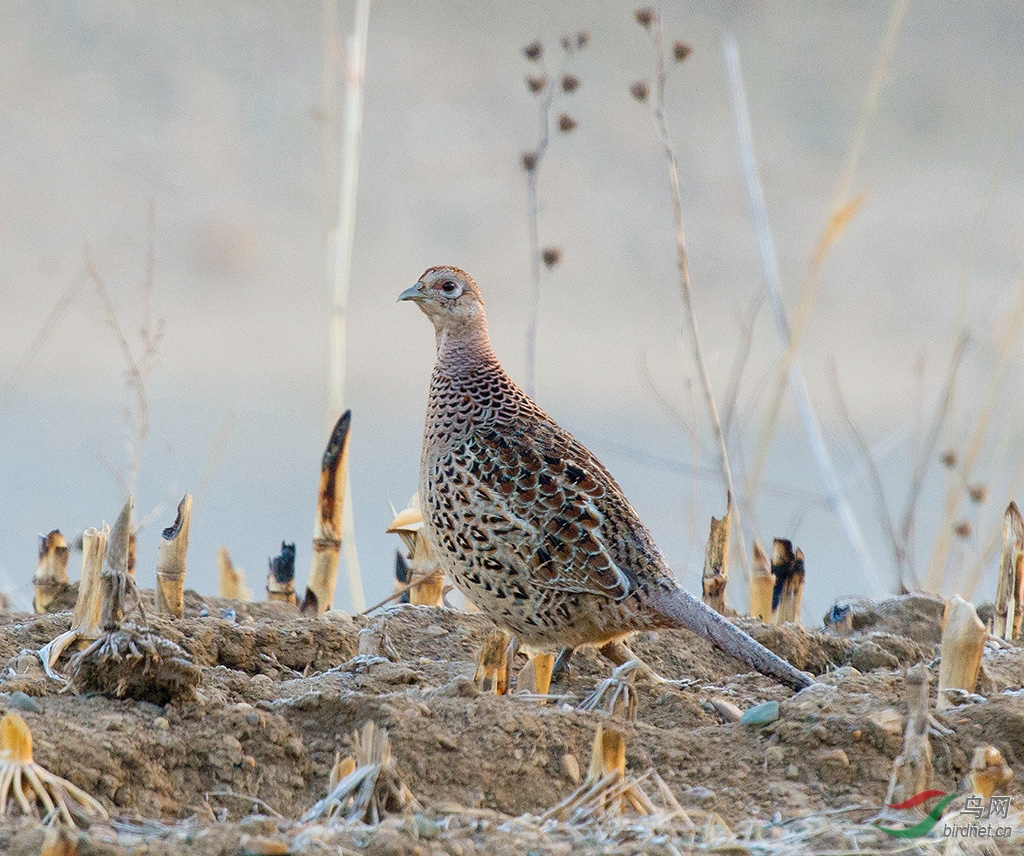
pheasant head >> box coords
[399,266,487,342]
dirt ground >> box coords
[0,591,1022,855]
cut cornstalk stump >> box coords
[516,652,555,699]
[155,494,191,619]
[542,723,667,823]
[474,628,512,694]
[301,722,419,824]
[701,499,730,615]
[217,546,251,601]
[994,502,1024,640]
[386,497,445,607]
[884,663,934,810]
[33,530,70,614]
[267,542,297,605]
[68,497,200,705]
[39,526,108,675]
[937,595,987,711]
[0,712,108,827]
[969,746,1013,799]
[771,538,805,625]
[749,539,774,621]
[303,410,351,616]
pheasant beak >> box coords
[398,283,426,302]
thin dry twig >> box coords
[643,4,750,591]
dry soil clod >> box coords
[154,494,192,619]
[0,713,108,827]
[33,531,70,614]
[701,500,729,615]
[302,410,351,616]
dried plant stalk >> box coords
[303,411,351,616]
[701,501,730,614]
[749,539,774,621]
[217,547,251,601]
[267,542,297,605]
[474,628,512,695]
[937,595,986,711]
[0,713,109,827]
[301,722,419,824]
[994,502,1024,640]
[39,526,108,674]
[33,530,70,614]
[884,664,934,809]
[771,539,805,625]
[155,494,191,618]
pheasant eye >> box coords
[441,281,457,294]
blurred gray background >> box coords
[3,1,1024,625]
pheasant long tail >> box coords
[650,588,813,690]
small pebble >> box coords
[818,748,850,767]
[679,785,716,806]
[153,717,170,730]
[785,764,799,780]
[9,691,41,713]
[219,607,237,622]
[560,752,581,785]
[198,606,210,618]
[424,625,448,637]
[414,815,442,839]
[739,700,779,726]
[246,712,261,726]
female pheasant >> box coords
[400,266,811,691]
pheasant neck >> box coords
[434,319,499,378]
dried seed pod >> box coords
[630,81,650,102]
[523,41,542,61]
[541,247,562,268]
[557,113,577,133]
[561,73,580,93]
[635,8,655,28]
[521,151,538,172]
[526,75,546,94]
[940,449,957,469]
[673,41,692,62]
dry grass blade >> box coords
[301,722,419,824]
[0,713,108,827]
